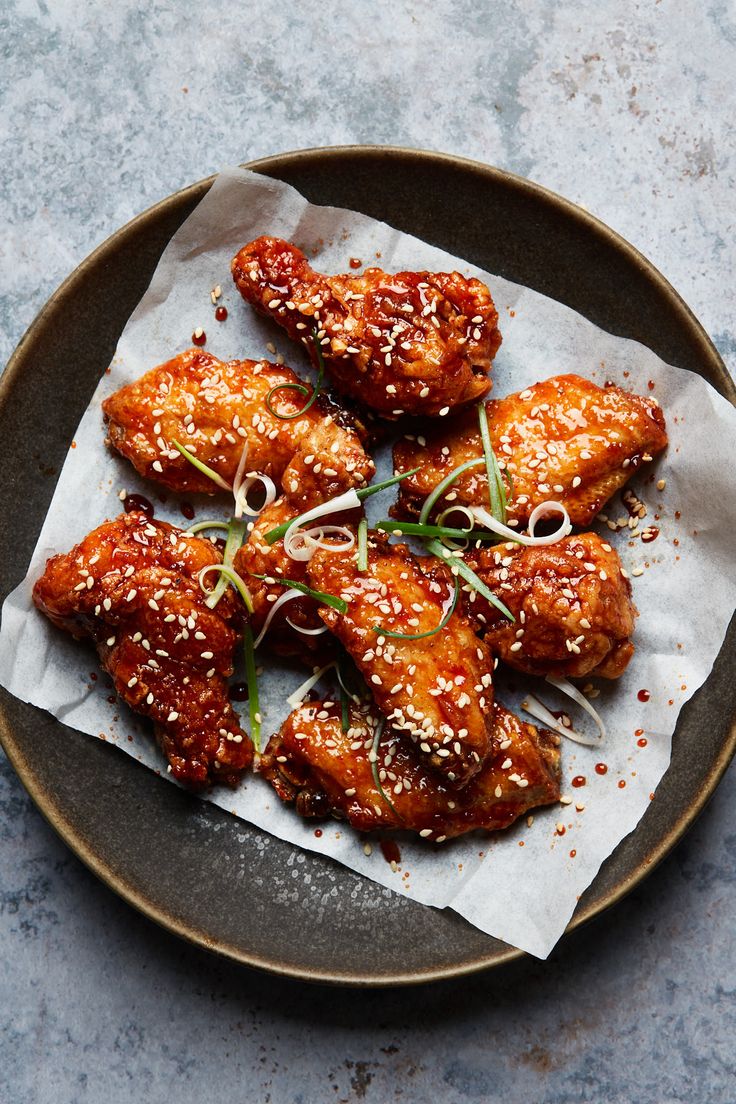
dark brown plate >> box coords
[1,147,734,986]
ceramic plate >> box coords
[1,147,734,985]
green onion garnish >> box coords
[198,517,247,609]
[418,457,485,525]
[375,519,500,543]
[249,573,347,613]
[172,440,231,492]
[185,519,230,536]
[477,401,506,523]
[371,577,459,640]
[263,468,420,546]
[369,718,401,819]
[424,538,514,622]
[338,662,351,733]
[243,624,261,751]
[264,328,325,420]
[357,517,368,571]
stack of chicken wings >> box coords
[34,235,667,848]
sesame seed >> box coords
[167,711,179,722]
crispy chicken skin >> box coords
[232,236,502,419]
[306,533,495,786]
[32,511,252,788]
[392,374,667,527]
[261,700,561,839]
[466,533,637,679]
[102,347,374,505]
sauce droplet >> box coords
[192,328,206,346]
[380,839,401,865]
[215,305,228,322]
[90,672,97,681]
[107,695,116,704]
[314,828,323,838]
[595,762,608,775]
[637,737,648,748]
[647,379,655,390]
[571,775,586,788]
[641,526,659,544]
[638,689,651,702]
[229,682,250,702]
[124,493,154,517]
[618,779,627,788]
[180,501,195,521]
[569,849,577,858]
[349,257,362,269]
[556,824,566,836]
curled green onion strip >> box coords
[249,573,347,613]
[173,440,231,492]
[242,624,261,752]
[357,517,368,571]
[198,518,248,610]
[371,577,459,641]
[369,718,402,820]
[425,538,514,622]
[185,519,230,536]
[417,457,485,526]
[477,402,507,523]
[264,328,325,421]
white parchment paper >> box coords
[2,167,735,958]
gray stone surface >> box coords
[1,1,734,1100]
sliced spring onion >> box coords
[375,519,501,543]
[371,577,459,641]
[197,517,247,610]
[425,538,514,622]
[477,401,507,523]
[242,624,261,752]
[418,457,485,525]
[369,719,401,820]
[173,440,231,492]
[284,524,355,563]
[357,517,368,571]
[545,675,606,742]
[285,618,329,638]
[253,590,301,648]
[234,471,277,519]
[286,662,336,710]
[264,469,421,546]
[264,328,326,420]
[470,501,572,547]
[249,574,347,613]
[339,676,350,733]
[521,689,603,748]
[199,562,254,613]
[185,519,230,536]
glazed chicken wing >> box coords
[102,347,374,505]
[392,374,667,527]
[261,700,560,840]
[465,533,637,679]
[306,532,495,786]
[33,511,252,788]
[232,236,501,419]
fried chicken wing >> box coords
[306,532,494,785]
[261,699,560,839]
[392,374,667,527]
[465,533,637,679]
[33,511,252,788]
[102,347,374,505]
[232,236,501,419]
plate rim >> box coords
[1,144,734,986]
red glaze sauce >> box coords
[595,762,608,775]
[556,825,566,836]
[107,695,116,704]
[314,828,323,838]
[90,672,97,681]
[618,779,627,789]
[569,850,577,858]
[229,682,250,702]
[180,501,195,521]
[641,526,659,544]
[349,257,362,269]
[571,775,586,788]
[637,737,648,748]
[124,493,154,517]
[192,329,206,346]
[638,689,651,702]
[380,840,401,865]
[647,379,655,390]
[215,306,228,322]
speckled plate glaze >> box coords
[1,147,734,986]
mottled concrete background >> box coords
[1,2,734,1101]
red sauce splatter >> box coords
[569,849,577,858]
[595,762,608,775]
[556,824,566,836]
[518,840,525,847]
[571,775,586,788]
[675,510,681,520]
[192,329,206,346]
[380,839,401,865]
[641,526,659,544]
[618,779,627,789]
[90,672,97,681]
[215,306,228,322]
[638,689,651,702]
[623,370,630,378]
[314,828,323,838]
[124,493,154,517]
[107,695,116,704]
[647,379,655,390]
[180,501,195,521]
[604,379,617,388]
[637,737,648,748]
[509,309,516,317]
[349,257,362,269]
[229,682,250,702]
